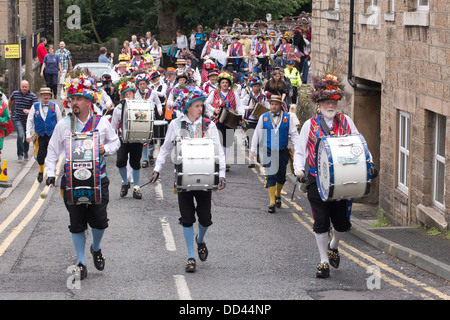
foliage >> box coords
[58,0,312,43]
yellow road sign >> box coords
[4,44,21,59]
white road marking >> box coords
[173,275,192,300]
[159,217,176,251]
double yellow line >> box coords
[0,156,63,257]
[249,164,450,300]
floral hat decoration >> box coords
[174,86,207,114]
[217,72,233,86]
[118,80,136,96]
[248,76,262,87]
[66,76,99,101]
[118,53,130,61]
[309,61,346,103]
[134,72,151,86]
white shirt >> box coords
[296,114,360,173]
[250,111,302,172]
[26,102,63,138]
[150,81,168,101]
[204,89,244,119]
[154,114,226,178]
[45,113,120,177]
[241,92,269,121]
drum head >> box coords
[315,138,333,201]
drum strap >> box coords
[180,118,208,138]
[319,115,348,136]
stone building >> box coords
[311,0,449,230]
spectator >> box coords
[176,30,188,55]
[194,25,207,60]
[40,45,62,98]
[129,35,139,50]
[122,40,131,57]
[139,37,147,51]
[37,37,48,68]
[149,41,163,69]
[98,47,114,64]
[55,41,73,98]
[145,31,154,48]
[8,80,38,161]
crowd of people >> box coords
[0,14,373,279]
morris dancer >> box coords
[111,81,144,199]
[250,95,300,214]
[205,72,243,171]
[150,86,226,273]
[227,35,244,72]
[134,72,162,168]
[45,77,120,280]
[26,87,63,182]
[202,69,219,95]
[297,72,361,278]
[241,77,269,168]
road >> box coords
[0,129,449,305]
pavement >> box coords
[1,131,450,283]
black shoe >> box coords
[37,172,44,183]
[142,160,149,168]
[24,154,29,161]
[90,244,105,271]
[316,262,330,278]
[120,183,130,198]
[133,187,142,199]
[327,244,340,269]
[275,196,282,208]
[268,204,276,214]
[185,258,196,273]
[196,235,208,262]
[74,263,87,280]
[248,163,255,168]
[149,156,155,166]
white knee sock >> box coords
[330,228,345,250]
[314,232,329,264]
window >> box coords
[398,111,410,193]
[433,114,446,209]
[417,0,429,10]
[371,0,378,6]
[335,0,339,10]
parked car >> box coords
[73,62,120,84]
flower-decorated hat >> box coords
[248,76,262,87]
[309,72,345,103]
[118,81,136,96]
[132,48,144,56]
[66,77,98,101]
[118,53,130,61]
[174,86,207,113]
[134,72,151,86]
[217,72,233,86]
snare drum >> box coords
[218,107,242,129]
[315,134,372,201]
[251,103,268,119]
[173,137,220,192]
[64,132,102,205]
[153,120,168,141]
[122,99,154,143]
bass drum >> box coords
[315,134,373,201]
[122,99,154,143]
[173,137,220,192]
[64,131,101,205]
